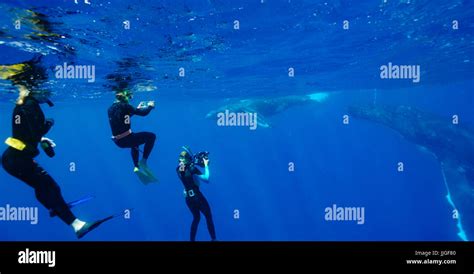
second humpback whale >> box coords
[349,104,474,241]
[206,92,330,128]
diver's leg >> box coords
[131,147,140,168]
[142,132,156,160]
[120,133,156,165]
[2,150,106,238]
[32,166,77,225]
[2,152,76,225]
[2,149,36,188]
[116,136,140,168]
[199,194,216,240]
[133,132,156,160]
[133,132,157,178]
[186,198,201,242]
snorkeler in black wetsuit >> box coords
[108,90,157,183]
[1,84,105,239]
[176,148,216,241]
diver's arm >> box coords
[196,159,210,183]
[22,101,51,141]
[130,104,153,116]
[42,118,54,135]
[30,100,53,136]
[20,108,39,142]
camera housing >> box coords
[193,151,209,167]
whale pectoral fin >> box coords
[440,160,474,241]
[257,115,271,128]
[416,145,437,158]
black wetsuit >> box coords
[177,165,216,241]
[1,97,76,225]
[108,101,156,168]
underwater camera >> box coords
[138,101,155,109]
[40,140,55,158]
[182,146,209,167]
[193,151,209,167]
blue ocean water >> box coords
[0,0,472,241]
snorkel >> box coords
[182,146,194,158]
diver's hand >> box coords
[138,101,155,109]
[137,101,146,109]
[203,158,209,166]
[41,137,56,148]
[45,118,55,127]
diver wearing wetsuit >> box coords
[1,86,101,238]
[108,90,156,177]
[176,149,216,241]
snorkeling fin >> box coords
[143,170,158,183]
[0,63,27,80]
[76,217,112,239]
[134,167,158,185]
[50,195,95,217]
[76,209,133,239]
[139,160,158,180]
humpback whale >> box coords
[206,92,330,128]
[349,104,474,241]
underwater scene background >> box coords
[0,0,473,241]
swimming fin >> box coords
[0,63,27,80]
[76,216,113,239]
[50,195,95,217]
[135,165,158,185]
[76,209,133,239]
